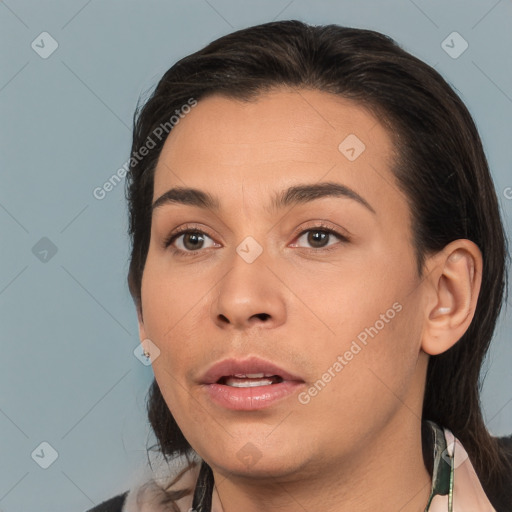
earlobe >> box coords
[421,240,482,356]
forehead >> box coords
[152,88,401,216]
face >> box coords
[138,89,430,480]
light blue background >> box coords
[1,1,511,510]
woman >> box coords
[88,20,512,512]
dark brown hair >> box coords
[125,20,510,510]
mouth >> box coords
[200,356,304,386]
[216,374,285,387]
[199,356,305,411]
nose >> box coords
[210,247,286,331]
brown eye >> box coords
[293,228,346,250]
[165,229,218,254]
[181,232,206,251]
[306,230,330,248]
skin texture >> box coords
[137,88,482,512]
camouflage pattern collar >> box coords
[424,420,496,511]
[424,420,454,511]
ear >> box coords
[421,240,482,356]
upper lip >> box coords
[199,356,305,384]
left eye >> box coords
[292,228,345,249]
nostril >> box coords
[254,313,270,321]
[217,314,229,324]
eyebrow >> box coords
[151,181,375,214]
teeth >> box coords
[225,377,274,388]
[233,373,268,378]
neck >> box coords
[210,413,432,512]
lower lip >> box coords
[203,381,305,410]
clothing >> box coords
[86,423,512,512]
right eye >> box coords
[164,228,220,256]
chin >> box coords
[208,441,310,479]
[214,457,303,480]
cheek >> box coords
[286,248,413,347]
[298,256,423,405]
[141,267,204,423]
[140,262,198,385]
[140,251,203,338]
[298,304,423,451]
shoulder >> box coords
[85,491,128,512]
